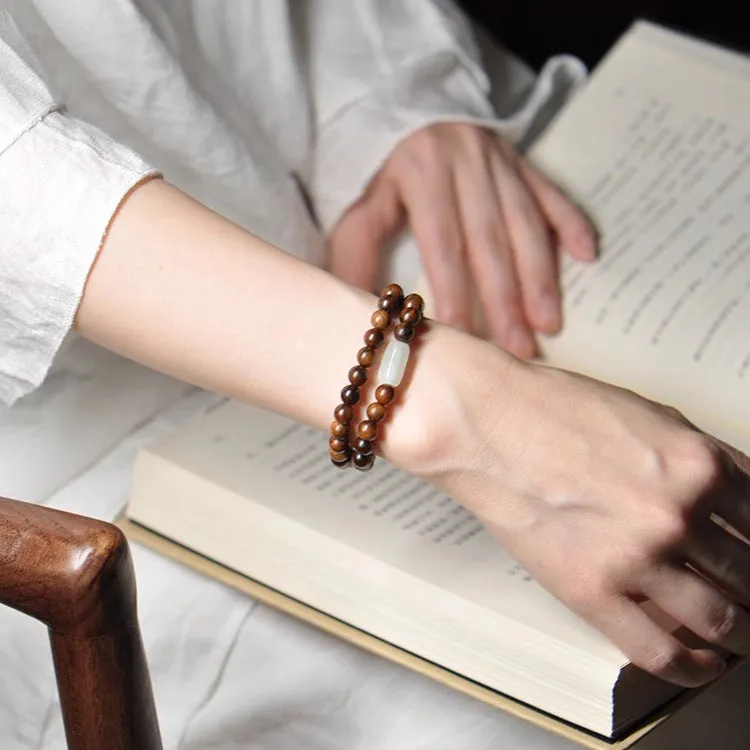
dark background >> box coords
[458,2,750,70]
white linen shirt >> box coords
[0,0,586,407]
[0,2,645,749]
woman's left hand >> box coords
[328,123,597,358]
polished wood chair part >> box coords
[0,496,162,750]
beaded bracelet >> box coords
[329,284,424,472]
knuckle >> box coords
[531,278,559,305]
[634,487,692,550]
[508,186,537,221]
[650,508,691,551]
[475,216,505,249]
[679,435,725,493]
[407,127,442,161]
[457,127,488,160]
[703,605,739,644]
[663,404,689,424]
[709,547,738,583]
[616,545,654,578]
[640,642,684,679]
[496,135,519,165]
[564,576,610,615]
[503,303,529,331]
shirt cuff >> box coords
[0,111,160,405]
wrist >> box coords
[380,321,520,487]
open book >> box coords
[125,21,750,743]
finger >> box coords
[687,517,750,606]
[729,447,750,476]
[328,175,403,291]
[491,149,562,334]
[519,159,598,262]
[704,439,750,540]
[452,152,536,357]
[399,162,474,333]
[710,435,750,477]
[644,562,750,657]
[583,595,725,687]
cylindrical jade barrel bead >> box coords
[377,339,410,387]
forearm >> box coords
[75,180,750,689]
[75,178,505,471]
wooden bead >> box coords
[357,347,375,368]
[352,452,374,471]
[375,385,395,405]
[380,286,404,313]
[358,420,378,441]
[330,420,348,439]
[403,293,424,311]
[378,295,401,313]
[341,385,360,405]
[354,437,373,455]
[334,404,354,424]
[364,328,384,348]
[400,307,422,326]
[331,454,351,468]
[348,365,367,387]
[329,445,351,460]
[381,283,403,299]
[371,309,390,330]
[329,286,423,476]
[366,402,386,422]
[394,324,415,343]
[329,436,349,453]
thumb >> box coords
[328,175,404,291]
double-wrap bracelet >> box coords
[329,283,424,471]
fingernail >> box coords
[694,656,726,687]
[710,657,727,680]
[574,223,599,261]
[536,295,561,333]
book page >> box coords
[147,400,619,659]
[525,23,750,447]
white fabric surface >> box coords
[5,349,750,750]
[3,2,748,748]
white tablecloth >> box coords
[0,339,747,750]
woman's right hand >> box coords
[388,325,750,687]
[83,178,749,687]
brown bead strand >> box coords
[350,292,424,473]
[328,284,404,468]
[330,402,355,468]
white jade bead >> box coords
[378,339,410,387]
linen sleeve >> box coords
[299,0,509,233]
[0,16,160,406]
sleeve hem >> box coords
[0,112,161,406]
[310,55,498,232]
[310,52,587,233]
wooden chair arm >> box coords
[0,496,162,750]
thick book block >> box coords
[121,519,737,749]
